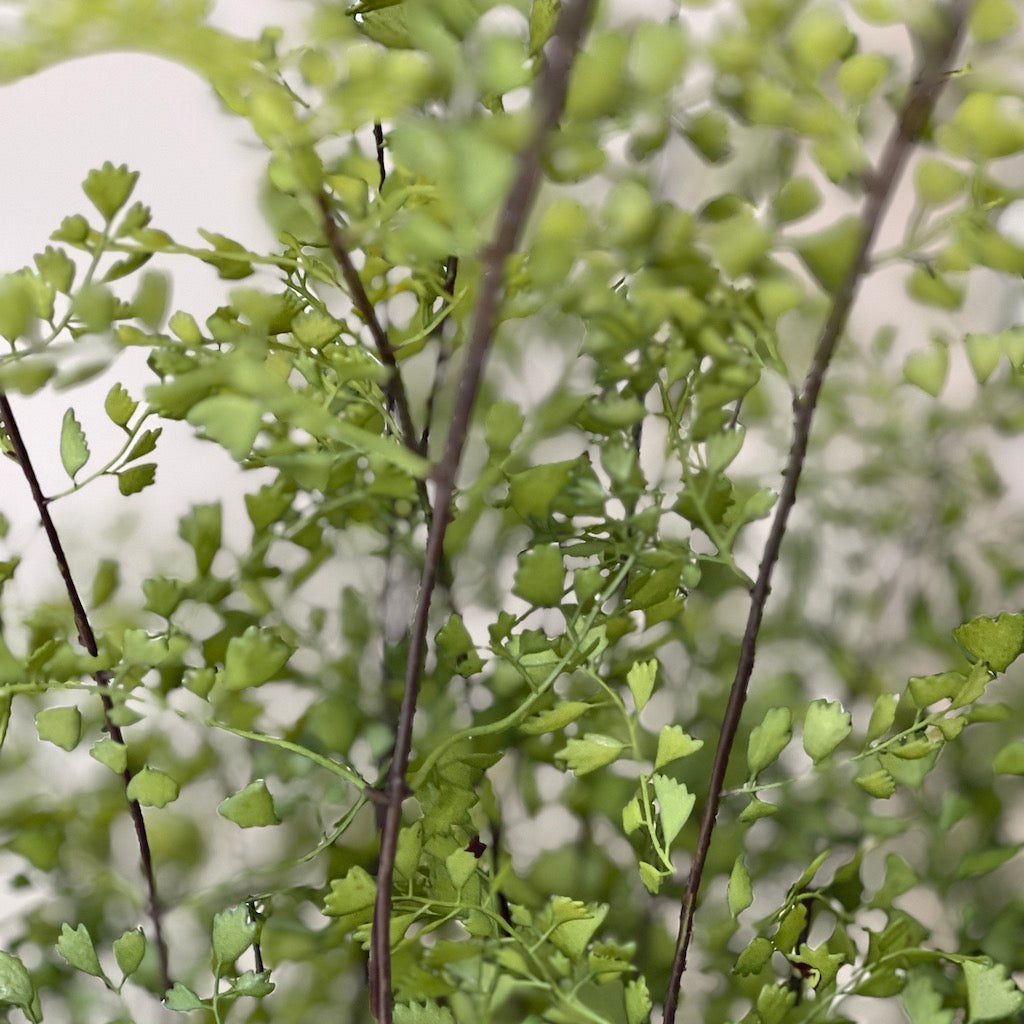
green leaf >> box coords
[179,503,222,575]
[747,707,792,777]
[652,773,695,846]
[126,766,180,808]
[529,0,560,55]
[964,332,1003,384]
[35,706,82,751]
[866,693,898,742]
[292,310,342,348]
[795,216,862,293]
[34,246,75,294]
[836,52,889,104]
[507,459,578,518]
[655,725,703,768]
[113,928,146,978]
[132,271,169,328]
[803,699,852,763]
[323,866,377,918]
[513,544,565,607]
[907,267,963,311]
[187,394,262,460]
[954,612,1024,672]
[82,162,139,221]
[520,702,590,735]
[218,779,281,827]
[445,848,478,890]
[212,905,257,966]
[728,855,753,917]
[902,973,954,1024]
[555,734,625,776]
[104,383,137,429]
[914,158,966,206]
[223,626,295,690]
[771,176,821,223]
[164,982,205,1011]
[394,1003,456,1024]
[955,845,1021,880]
[627,659,657,712]
[963,959,1024,1022]
[969,0,1020,42]
[90,738,127,774]
[993,741,1024,775]
[435,614,485,675]
[197,230,255,279]
[735,936,773,976]
[59,409,89,479]
[547,898,607,961]
[56,923,107,981]
[856,768,896,799]
[117,463,156,496]
[0,951,35,1010]
[624,975,653,1024]
[125,427,161,463]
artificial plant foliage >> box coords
[0,1,1022,1023]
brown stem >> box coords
[0,393,172,993]
[366,2,597,1019]
[661,7,971,1020]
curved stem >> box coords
[661,6,971,1020]
[0,393,172,992]
[366,3,597,1020]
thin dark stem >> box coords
[0,393,172,993]
[420,255,459,453]
[314,191,423,459]
[373,122,387,191]
[367,2,596,1019]
[661,7,970,1021]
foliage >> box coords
[0,1,1023,1023]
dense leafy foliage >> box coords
[0,1,1023,1022]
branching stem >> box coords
[366,2,596,1020]
[662,6,971,1020]
[0,393,172,993]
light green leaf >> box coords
[520,702,591,735]
[445,848,478,890]
[34,246,75,294]
[902,973,954,1024]
[212,905,256,966]
[903,340,950,395]
[624,975,653,1024]
[83,162,139,221]
[555,733,624,776]
[993,741,1024,775]
[795,216,862,293]
[56,923,107,981]
[35,706,82,751]
[0,951,35,1010]
[964,332,1003,384]
[223,625,295,690]
[218,779,281,827]
[627,659,657,712]
[104,383,137,429]
[856,768,896,799]
[197,230,255,279]
[113,928,146,978]
[735,936,773,976]
[187,394,262,460]
[117,462,156,496]
[970,0,1020,42]
[747,706,792,777]
[655,725,703,768]
[914,157,966,206]
[652,773,695,847]
[955,845,1021,880]
[954,612,1024,672]
[836,52,889,104]
[507,459,578,518]
[803,699,852,763]
[529,0,560,55]
[963,958,1024,1022]
[90,738,127,774]
[513,544,565,607]
[179,502,221,576]
[547,898,607,961]
[866,693,898,742]
[323,866,377,918]
[126,767,179,808]
[394,1002,457,1024]
[728,855,753,917]
[59,409,89,479]
[164,982,205,1011]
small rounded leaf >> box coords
[90,738,128,774]
[728,855,753,917]
[212,905,257,966]
[56,923,105,980]
[556,734,625,776]
[113,928,146,978]
[35,706,82,751]
[747,707,792,777]
[803,699,852,764]
[223,625,295,690]
[513,545,565,607]
[126,767,179,808]
[218,779,281,828]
